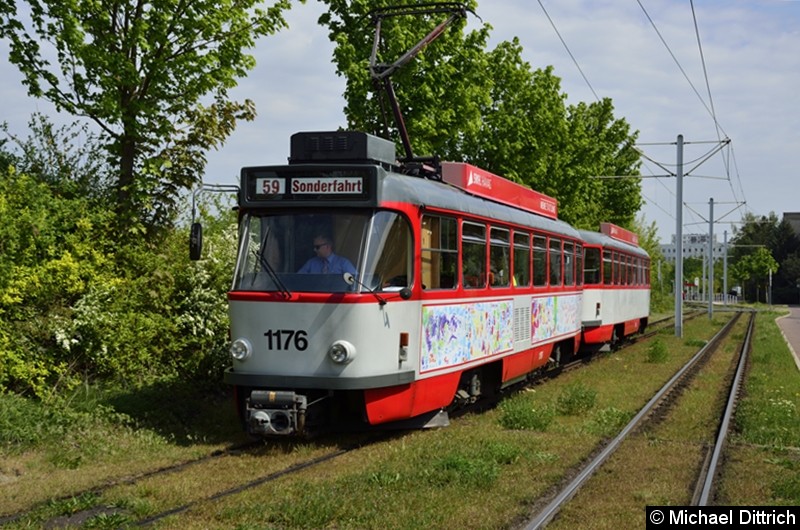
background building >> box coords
[784,212,800,236]
[660,233,725,264]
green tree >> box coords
[319,0,487,159]
[732,247,779,304]
[631,216,672,312]
[0,118,237,397]
[0,0,293,229]
[2,113,110,200]
[730,212,800,303]
[318,0,641,228]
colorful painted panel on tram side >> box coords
[421,300,514,371]
[532,294,582,341]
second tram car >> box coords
[579,224,651,349]
[200,131,651,437]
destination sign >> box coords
[291,177,363,194]
[242,166,377,206]
[256,177,286,195]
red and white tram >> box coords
[217,131,600,436]
[579,224,651,349]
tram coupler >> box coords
[246,390,307,436]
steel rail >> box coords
[697,311,755,505]
[523,312,741,530]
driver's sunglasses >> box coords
[313,243,329,250]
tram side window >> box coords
[421,215,458,290]
[602,250,612,285]
[462,222,487,289]
[621,254,627,285]
[628,256,634,285]
[490,227,510,287]
[549,238,562,286]
[613,252,621,285]
[629,256,635,285]
[513,232,531,287]
[576,244,583,286]
[564,241,575,286]
[584,247,600,285]
[533,235,547,287]
[646,260,651,285]
[636,258,642,285]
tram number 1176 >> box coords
[264,329,309,351]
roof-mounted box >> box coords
[289,131,396,167]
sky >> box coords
[1,0,798,243]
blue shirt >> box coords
[298,253,357,275]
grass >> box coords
[2,311,798,528]
[0,377,250,519]
[716,310,800,506]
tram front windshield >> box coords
[233,210,413,294]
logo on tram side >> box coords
[467,169,492,190]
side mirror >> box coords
[189,222,203,261]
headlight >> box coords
[328,340,356,364]
[230,338,252,361]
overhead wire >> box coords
[690,0,724,142]
[690,0,746,217]
[536,0,600,102]
[537,1,747,235]
[637,0,747,229]
[636,0,722,133]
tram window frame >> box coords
[576,243,583,287]
[549,237,563,287]
[636,258,642,285]
[513,232,531,288]
[564,241,575,286]
[621,254,627,285]
[533,234,547,287]
[602,249,612,285]
[421,215,458,290]
[584,247,601,285]
[462,221,487,289]
[627,255,634,286]
[489,227,511,287]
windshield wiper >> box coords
[256,228,291,299]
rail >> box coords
[522,311,742,529]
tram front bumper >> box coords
[246,390,307,436]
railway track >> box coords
[520,310,753,529]
[1,431,399,528]
[2,312,733,529]
[0,440,260,527]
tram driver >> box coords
[298,234,357,275]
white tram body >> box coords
[219,131,648,437]
[578,225,651,347]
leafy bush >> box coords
[498,395,555,431]
[586,406,630,437]
[556,382,597,415]
[646,339,669,364]
[0,119,237,397]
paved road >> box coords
[776,305,800,371]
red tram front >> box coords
[223,131,585,437]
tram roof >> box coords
[382,170,581,240]
[578,229,650,258]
